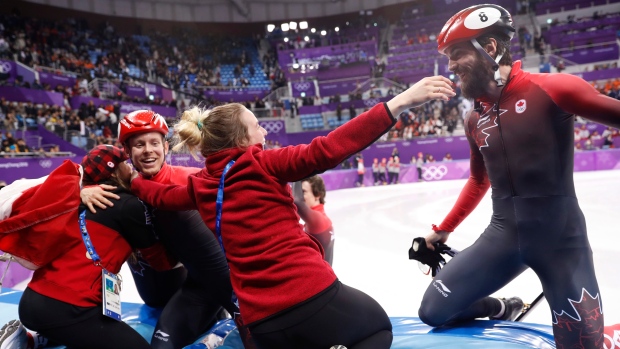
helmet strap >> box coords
[471,38,505,87]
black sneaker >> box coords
[492,297,524,321]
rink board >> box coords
[0,289,556,349]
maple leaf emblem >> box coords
[517,101,524,107]
[471,103,507,150]
[552,288,605,349]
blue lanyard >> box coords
[79,210,102,268]
[215,160,235,255]
[215,160,239,309]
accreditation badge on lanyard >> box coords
[102,270,122,320]
[79,210,122,321]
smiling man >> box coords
[417,4,620,349]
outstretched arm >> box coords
[424,116,490,249]
[541,74,620,129]
[264,76,456,182]
[131,173,196,211]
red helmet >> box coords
[118,110,169,144]
[437,4,515,55]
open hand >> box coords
[81,184,119,213]
[387,76,456,116]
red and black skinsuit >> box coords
[418,61,620,348]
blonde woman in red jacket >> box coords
[131,76,455,349]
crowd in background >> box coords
[0,4,619,161]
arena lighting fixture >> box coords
[283,37,289,42]
[292,63,299,69]
[311,28,316,33]
[320,30,327,36]
[547,18,553,24]
[335,27,339,32]
[289,21,298,30]
[267,24,275,32]
[304,36,309,41]
[281,23,290,31]
[300,21,308,29]
[301,92,306,97]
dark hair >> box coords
[477,33,513,66]
[304,175,327,205]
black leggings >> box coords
[418,196,604,348]
[19,288,151,349]
[249,280,392,349]
[130,210,238,349]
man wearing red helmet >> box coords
[418,4,620,348]
[83,110,241,349]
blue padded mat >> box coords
[1,289,556,348]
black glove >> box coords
[408,237,455,277]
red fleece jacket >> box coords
[132,102,396,324]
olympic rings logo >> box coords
[39,160,52,168]
[260,121,284,133]
[0,62,12,74]
[364,98,380,107]
[422,165,448,181]
[604,330,620,349]
[293,82,311,91]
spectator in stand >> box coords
[442,153,453,162]
[349,104,356,120]
[15,138,31,153]
[3,132,16,147]
[579,124,590,140]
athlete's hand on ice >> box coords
[387,76,456,116]
[81,184,119,213]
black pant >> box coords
[418,196,604,348]
[19,288,151,349]
[130,210,237,349]
[249,280,392,349]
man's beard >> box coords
[459,57,496,100]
